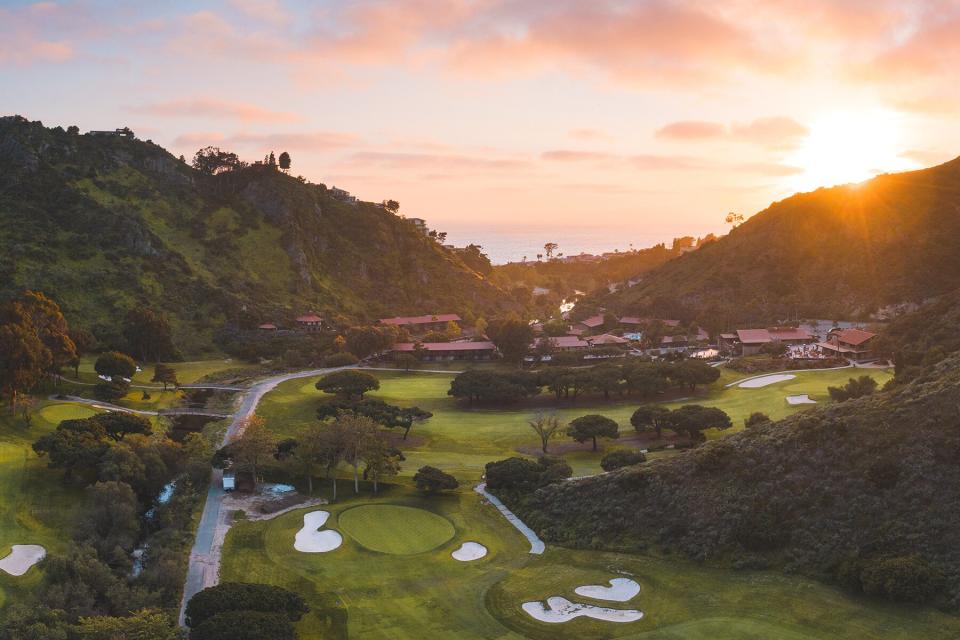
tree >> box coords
[362,432,400,493]
[345,325,397,358]
[69,327,97,378]
[828,376,878,402]
[630,405,671,439]
[151,363,178,390]
[230,415,276,487]
[123,308,175,362]
[190,611,296,640]
[278,151,291,172]
[93,412,152,441]
[94,379,130,401]
[484,456,571,500]
[75,609,181,640]
[337,413,380,493]
[664,404,732,443]
[601,449,646,471]
[0,311,50,413]
[623,363,669,398]
[95,351,137,379]
[383,199,399,212]
[413,465,459,493]
[395,353,417,371]
[448,369,539,404]
[81,480,141,557]
[544,242,558,259]
[185,582,308,628]
[528,413,562,453]
[445,320,462,338]
[192,146,243,175]
[567,414,619,451]
[32,419,109,482]
[588,364,624,399]
[268,151,276,166]
[744,411,771,429]
[291,423,333,494]
[19,290,77,381]
[485,317,534,363]
[670,360,721,391]
[315,370,380,399]
[725,211,745,229]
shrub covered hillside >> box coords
[515,353,960,608]
[0,116,512,352]
[593,155,960,328]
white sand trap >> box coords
[739,374,796,388]
[294,511,342,553]
[452,541,487,561]
[0,544,46,576]
[522,596,643,624]
[575,578,641,602]
[786,394,817,405]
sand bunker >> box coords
[786,394,817,405]
[0,544,46,576]
[575,578,641,602]
[294,511,342,553]
[452,541,487,561]
[739,374,796,388]
[522,596,643,624]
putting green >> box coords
[338,504,455,554]
[37,403,97,424]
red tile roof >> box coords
[619,316,680,327]
[258,323,278,330]
[588,333,629,345]
[736,327,812,344]
[537,336,591,348]
[296,314,323,323]
[380,314,461,326]
[736,329,772,344]
[768,327,813,341]
[831,328,877,346]
[392,341,494,352]
[580,314,605,328]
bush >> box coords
[413,465,459,493]
[94,379,130,401]
[189,611,295,640]
[859,555,944,603]
[95,351,137,378]
[485,455,571,502]
[600,449,646,471]
[185,582,308,627]
[828,375,878,402]
[325,352,359,367]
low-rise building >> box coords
[380,314,461,333]
[392,341,495,361]
[407,218,428,234]
[817,328,878,362]
[329,186,357,203]
[257,323,278,331]
[295,314,324,332]
[722,327,813,356]
[533,335,591,351]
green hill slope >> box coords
[512,342,960,607]
[0,116,512,351]
[595,157,960,328]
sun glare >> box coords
[787,110,919,192]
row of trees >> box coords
[192,146,291,175]
[448,360,721,405]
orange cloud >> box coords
[655,121,726,140]
[541,150,616,162]
[342,151,531,172]
[130,99,303,123]
[657,116,807,149]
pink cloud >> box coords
[657,116,807,149]
[542,149,706,170]
[541,150,616,162]
[342,151,531,172]
[130,99,303,123]
[656,121,726,140]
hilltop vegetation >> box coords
[593,156,960,328]
[509,350,960,608]
[0,116,512,353]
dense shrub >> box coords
[325,351,359,367]
[859,555,945,603]
[485,456,571,502]
[828,375,878,401]
[413,465,459,493]
[185,582,308,627]
[600,449,646,471]
[189,611,296,640]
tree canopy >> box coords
[567,414,620,451]
[315,370,380,400]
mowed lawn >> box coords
[221,484,960,640]
[0,401,98,607]
[255,365,894,480]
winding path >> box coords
[52,395,232,419]
[475,483,545,554]
[177,367,339,625]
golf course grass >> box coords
[221,484,960,640]
[255,365,894,480]
[338,504,455,554]
[0,401,100,607]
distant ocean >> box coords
[441,225,668,265]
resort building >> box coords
[407,218,428,234]
[329,186,357,203]
[380,314,461,333]
[257,323,278,331]
[392,341,495,361]
[720,327,814,356]
[532,336,592,351]
[817,328,878,362]
[295,314,324,332]
[587,333,630,346]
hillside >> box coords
[510,345,960,608]
[0,116,512,352]
[594,157,960,328]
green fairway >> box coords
[338,504,455,554]
[221,485,960,640]
[256,365,894,481]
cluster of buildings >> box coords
[718,325,879,362]
[257,313,326,333]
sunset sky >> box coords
[2,0,958,252]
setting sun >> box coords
[788,110,919,192]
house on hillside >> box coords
[295,314,325,332]
[380,314,461,333]
[88,127,134,138]
[578,314,606,332]
[721,327,814,356]
[329,186,357,204]
[818,328,878,362]
[407,218,428,234]
[587,333,629,346]
[532,336,591,351]
[257,323,278,332]
[391,341,495,361]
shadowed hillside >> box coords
[509,343,960,607]
[0,116,513,351]
[594,157,960,328]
